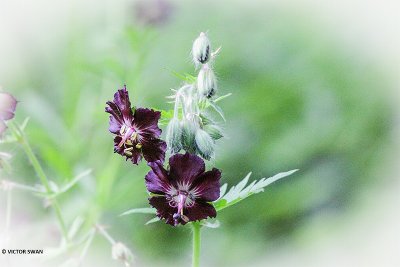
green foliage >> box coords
[120,207,156,216]
[214,170,298,211]
[171,70,197,83]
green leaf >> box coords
[207,101,226,121]
[120,207,157,216]
[35,169,92,198]
[159,109,174,125]
[68,217,84,240]
[0,118,29,144]
[213,199,227,210]
[214,93,232,103]
[170,70,196,83]
[200,219,220,229]
[217,184,228,200]
[145,217,160,225]
[214,169,298,211]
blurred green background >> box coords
[0,0,395,266]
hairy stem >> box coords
[96,224,116,245]
[192,222,201,267]
[9,122,69,241]
[79,228,96,264]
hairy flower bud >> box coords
[197,66,217,99]
[166,117,182,153]
[195,128,215,160]
[181,119,197,153]
[203,124,223,140]
[192,32,211,65]
[112,242,134,266]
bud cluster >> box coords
[166,32,224,160]
[192,32,219,99]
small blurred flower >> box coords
[146,153,221,226]
[112,242,134,267]
[192,32,211,66]
[0,179,13,191]
[105,85,166,164]
[0,92,17,136]
[133,0,173,27]
[197,65,217,99]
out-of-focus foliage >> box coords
[0,1,392,266]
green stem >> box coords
[10,122,69,241]
[192,222,201,267]
[79,228,96,263]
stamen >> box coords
[125,139,133,146]
[136,143,142,149]
[168,191,196,224]
[131,132,138,141]
[120,124,126,135]
[118,127,135,148]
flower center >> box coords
[118,124,142,151]
[168,190,196,225]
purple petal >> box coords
[113,86,133,122]
[145,160,171,194]
[142,139,167,163]
[129,150,142,165]
[184,201,216,222]
[190,168,221,202]
[105,101,123,127]
[0,93,17,121]
[105,86,134,129]
[133,108,162,137]
[149,196,176,226]
[169,153,205,185]
[108,115,122,134]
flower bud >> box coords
[203,124,223,140]
[192,32,211,65]
[197,66,217,99]
[181,119,197,153]
[195,128,215,160]
[166,117,182,153]
[112,242,134,266]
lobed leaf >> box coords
[120,207,157,217]
[200,219,220,229]
[207,101,226,121]
[145,217,160,225]
[214,169,298,211]
[171,70,196,83]
[213,93,232,103]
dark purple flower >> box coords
[105,85,166,164]
[146,153,221,226]
[0,92,17,136]
[133,0,173,27]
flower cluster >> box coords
[105,33,223,227]
[166,32,223,160]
